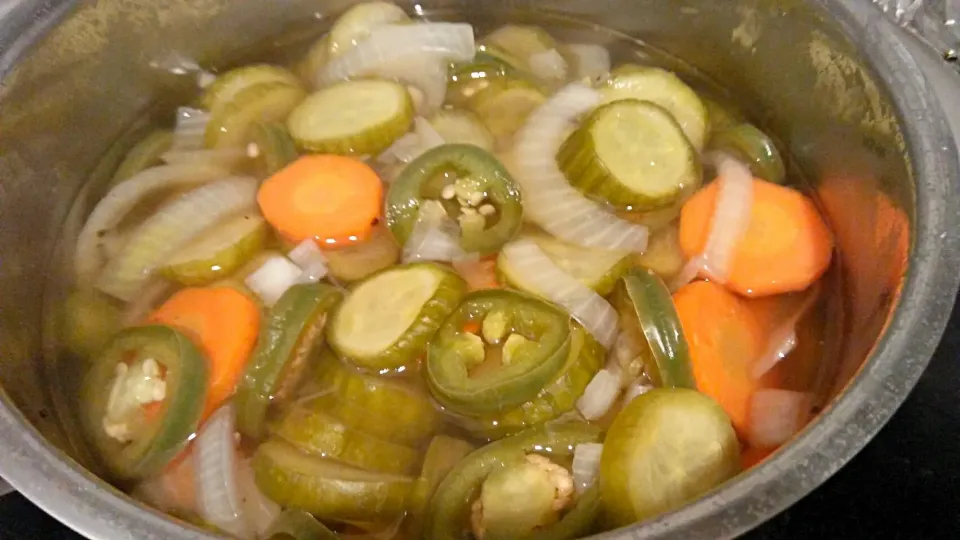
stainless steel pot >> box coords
[0,0,957,539]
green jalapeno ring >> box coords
[80,325,208,482]
[385,143,523,256]
[425,289,573,415]
[425,422,603,540]
[264,509,338,540]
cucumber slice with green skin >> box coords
[468,77,547,143]
[702,95,745,136]
[200,65,302,113]
[328,263,466,371]
[429,109,495,151]
[264,509,337,540]
[600,66,708,150]
[161,212,267,286]
[296,36,330,85]
[110,130,173,187]
[323,224,400,283]
[600,388,740,526]
[60,288,122,359]
[252,440,413,523]
[249,121,300,178]
[235,283,344,439]
[327,1,409,58]
[558,99,700,211]
[616,269,695,389]
[459,324,604,440]
[446,51,516,108]
[286,80,413,156]
[309,351,442,446]
[708,123,786,185]
[206,82,308,149]
[404,435,475,538]
[496,233,630,297]
[271,403,419,475]
[480,25,557,74]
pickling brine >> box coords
[53,3,840,539]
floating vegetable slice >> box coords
[426,422,602,540]
[327,1,410,58]
[161,212,267,286]
[264,509,337,540]
[632,225,684,279]
[110,130,174,186]
[425,289,573,415]
[328,263,466,371]
[405,436,475,538]
[249,121,300,178]
[708,123,786,185]
[206,82,308,149]
[60,288,122,359]
[497,233,630,296]
[446,52,515,108]
[599,388,740,525]
[600,66,708,150]
[702,96,744,136]
[469,77,546,142]
[558,99,700,210]
[386,144,523,255]
[287,80,413,155]
[461,324,604,439]
[296,35,331,84]
[81,325,208,481]
[429,109,495,151]
[617,269,695,388]
[323,224,400,282]
[480,25,562,84]
[253,440,413,522]
[235,283,344,438]
[200,65,302,113]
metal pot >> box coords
[0,0,957,538]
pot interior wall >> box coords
[0,0,910,509]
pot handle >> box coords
[871,0,960,71]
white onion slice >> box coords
[752,288,820,378]
[529,48,568,83]
[170,107,210,152]
[373,54,450,116]
[564,44,611,83]
[194,405,252,539]
[161,148,248,169]
[244,255,304,307]
[96,177,258,301]
[571,443,603,494]
[745,389,811,449]
[402,221,465,263]
[576,369,621,420]
[622,379,654,405]
[74,163,230,282]
[377,116,446,166]
[672,153,754,291]
[414,116,446,149]
[288,239,330,284]
[514,84,648,252]
[236,458,280,537]
[501,239,618,348]
[121,279,174,327]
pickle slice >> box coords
[296,35,331,85]
[287,79,413,156]
[249,121,300,178]
[328,263,466,371]
[323,223,400,283]
[497,233,630,297]
[404,435,475,538]
[558,99,700,211]
[271,403,419,475]
[253,440,413,523]
[600,388,740,525]
[60,288,122,359]
[201,65,302,113]
[161,212,267,286]
[429,109,495,151]
[600,65,708,150]
[446,51,515,108]
[327,1,409,58]
[480,24,559,82]
[206,82,308,149]
[468,78,546,143]
[110,130,173,186]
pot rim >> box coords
[0,1,957,539]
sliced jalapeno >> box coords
[708,123,786,185]
[404,435,476,538]
[264,509,337,540]
[426,422,602,540]
[81,325,208,481]
[385,143,523,256]
[425,289,572,415]
[235,283,344,439]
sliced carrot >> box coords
[148,287,260,419]
[257,154,383,246]
[679,179,834,297]
[453,258,499,292]
[740,446,774,470]
[463,321,481,335]
[672,280,766,434]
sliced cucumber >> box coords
[468,78,546,143]
[404,435,475,537]
[446,52,515,108]
[480,25,560,83]
[323,224,400,282]
[428,109,495,151]
[249,121,300,178]
[327,1,409,58]
[600,66,708,150]
[296,35,330,85]
[252,440,413,523]
[286,80,413,156]
[327,263,466,371]
[201,65,302,113]
[205,82,308,149]
[161,212,267,286]
[497,233,630,296]
[558,99,700,211]
[60,288,122,359]
[708,123,786,185]
[110,130,173,186]
[702,95,745,136]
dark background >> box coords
[2,300,958,539]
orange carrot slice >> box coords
[257,155,383,246]
[148,286,260,419]
[679,179,834,297]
